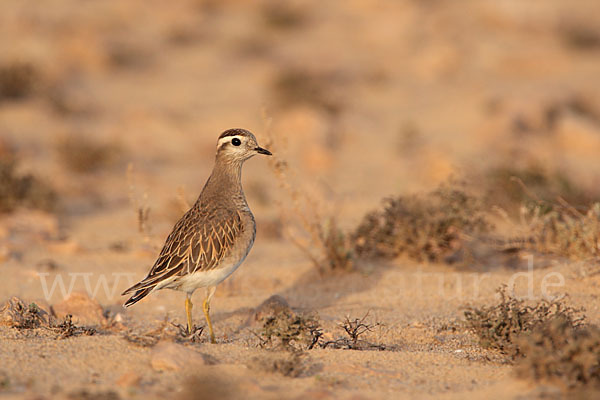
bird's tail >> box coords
[123,287,153,307]
[122,280,156,307]
[122,268,181,307]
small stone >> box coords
[52,292,107,326]
[116,371,141,388]
[150,342,206,372]
[1,298,19,326]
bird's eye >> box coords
[232,138,241,146]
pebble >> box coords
[116,371,142,388]
[150,342,206,372]
[52,292,107,326]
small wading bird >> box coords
[122,129,271,343]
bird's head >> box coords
[216,128,272,163]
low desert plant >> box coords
[68,389,120,400]
[261,0,309,31]
[516,317,600,391]
[0,297,95,338]
[256,307,321,351]
[319,218,354,271]
[0,62,38,101]
[0,298,49,329]
[105,39,154,70]
[515,202,600,261]
[0,371,9,390]
[484,164,595,217]
[352,183,492,263]
[264,124,354,273]
[464,286,584,359]
[56,135,122,173]
[266,128,494,270]
[0,158,57,213]
[268,139,600,270]
[271,68,344,115]
[560,22,600,50]
[53,314,96,339]
[321,313,390,351]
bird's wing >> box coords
[123,207,243,293]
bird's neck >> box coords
[199,158,245,204]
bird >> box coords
[122,128,272,343]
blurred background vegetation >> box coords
[1,0,600,268]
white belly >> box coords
[155,261,242,294]
[179,262,241,292]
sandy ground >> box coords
[2,0,600,399]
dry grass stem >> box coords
[126,163,152,241]
[263,113,354,274]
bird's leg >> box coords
[185,294,193,334]
[203,286,217,343]
[202,299,214,343]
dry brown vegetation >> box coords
[256,306,321,351]
[2,0,600,398]
[464,289,600,393]
[516,202,600,261]
[464,287,584,359]
[320,313,390,351]
[271,166,600,271]
[483,164,593,216]
[0,62,38,101]
[105,40,154,71]
[0,297,95,338]
[0,298,50,329]
[264,140,355,274]
[517,317,600,392]
[559,22,600,51]
[254,300,391,353]
[318,218,354,271]
[271,68,344,116]
[353,184,492,264]
[0,158,56,213]
[56,135,123,174]
[68,389,121,400]
[267,139,494,272]
[260,1,309,31]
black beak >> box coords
[255,146,272,156]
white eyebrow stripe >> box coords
[217,135,243,146]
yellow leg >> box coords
[203,297,216,343]
[185,296,193,334]
[202,286,217,343]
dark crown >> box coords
[218,128,253,140]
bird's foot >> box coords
[172,322,204,343]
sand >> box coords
[2,0,600,398]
